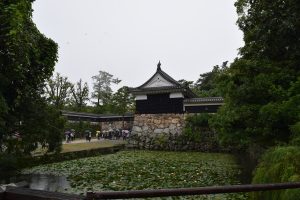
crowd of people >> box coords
[64,129,76,143]
[64,128,131,143]
[96,129,130,140]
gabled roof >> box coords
[129,62,198,98]
[136,61,181,89]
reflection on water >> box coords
[29,174,70,192]
[235,154,257,184]
[0,174,70,193]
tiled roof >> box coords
[184,97,224,104]
[61,111,134,119]
[130,85,182,92]
[130,62,198,98]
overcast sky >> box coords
[32,0,243,90]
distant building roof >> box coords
[61,111,134,122]
[137,61,181,89]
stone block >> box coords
[154,129,163,134]
[171,118,180,124]
[163,128,170,134]
[158,124,165,129]
[163,119,169,124]
[154,119,161,125]
[142,126,149,131]
[133,126,142,132]
[169,124,176,130]
[170,129,177,135]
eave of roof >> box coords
[183,97,224,104]
[130,86,197,98]
[61,111,134,119]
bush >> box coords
[252,146,300,200]
[184,114,211,142]
[182,114,219,151]
[0,153,19,172]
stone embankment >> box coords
[128,114,219,151]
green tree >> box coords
[91,71,121,107]
[235,0,300,67]
[111,86,135,114]
[183,114,212,143]
[194,61,228,97]
[45,73,72,109]
[212,0,300,150]
[70,79,89,111]
[0,0,63,156]
[178,79,194,88]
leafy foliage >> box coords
[252,146,300,200]
[194,61,228,97]
[235,0,300,66]
[212,0,300,150]
[178,79,194,88]
[70,79,89,111]
[18,102,65,154]
[91,71,121,107]
[23,151,247,199]
[44,73,72,109]
[0,0,63,157]
[183,114,217,146]
[110,86,135,114]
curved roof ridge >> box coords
[136,62,181,89]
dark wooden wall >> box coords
[135,94,184,114]
[184,105,221,113]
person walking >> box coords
[65,130,70,143]
[85,130,89,142]
[96,130,101,140]
[88,130,92,142]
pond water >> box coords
[28,174,70,192]
[1,151,254,199]
[0,174,70,192]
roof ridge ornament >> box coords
[157,61,161,71]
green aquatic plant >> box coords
[23,151,247,199]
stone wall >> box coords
[128,113,219,151]
[128,114,184,150]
